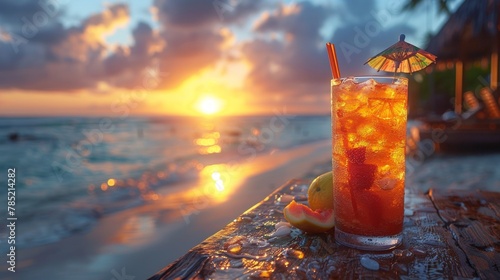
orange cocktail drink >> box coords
[331,76,407,250]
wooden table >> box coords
[148,180,500,279]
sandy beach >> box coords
[406,151,500,193]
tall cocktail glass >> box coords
[331,76,407,250]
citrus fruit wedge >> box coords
[283,200,335,233]
[307,171,334,211]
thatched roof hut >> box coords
[426,0,500,113]
[427,0,499,61]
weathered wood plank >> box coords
[404,189,477,278]
[429,189,500,279]
[148,180,500,279]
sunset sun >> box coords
[196,95,223,115]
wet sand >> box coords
[406,151,500,193]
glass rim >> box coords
[331,75,408,85]
[331,75,408,80]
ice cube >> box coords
[357,125,375,137]
[360,78,377,93]
[391,101,407,117]
[340,78,355,91]
[377,177,397,190]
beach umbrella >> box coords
[364,34,437,74]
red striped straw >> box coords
[326,43,341,79]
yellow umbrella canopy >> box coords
[365,34,437,74]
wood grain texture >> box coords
[429,189,500,279]
[148,180,500,279]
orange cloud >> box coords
[53,4,130,62]
[83,4,130,43]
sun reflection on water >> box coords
[195,131,222,155]
[181,163,245,206]
[211,172,225,192]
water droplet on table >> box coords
[245,237,269,248]
[270,226,290,237]
[275,194,294,204]
[269,209,283,216]
[237,216,253,222]
[360,256,379,270]
[227,243,241,254]
[275,221,291,229]
[284,248,304,259]
[404,209,414,216]
[223,235,246,249]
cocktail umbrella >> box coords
[365,34,437,74]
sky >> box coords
[0,0,462,117]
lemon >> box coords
[307,171,334,211]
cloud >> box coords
[0,0,56,27]
[215,1,269,24]
[148,0,240,89]
[0,3,133,91]
[153,0,265,27]
[102,21,165,88]
[0,0,267,92]
[100,0,230,90]
[156,28,224,88]
[242,2,332,96]
[102,21,163,71]
[82,3,129,42]
[331,4,416,76]
[343,0,376,21]
[153,0,215,27]
[242,0,417,100]
[149,0,268,90]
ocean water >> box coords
[0,115,331,250]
